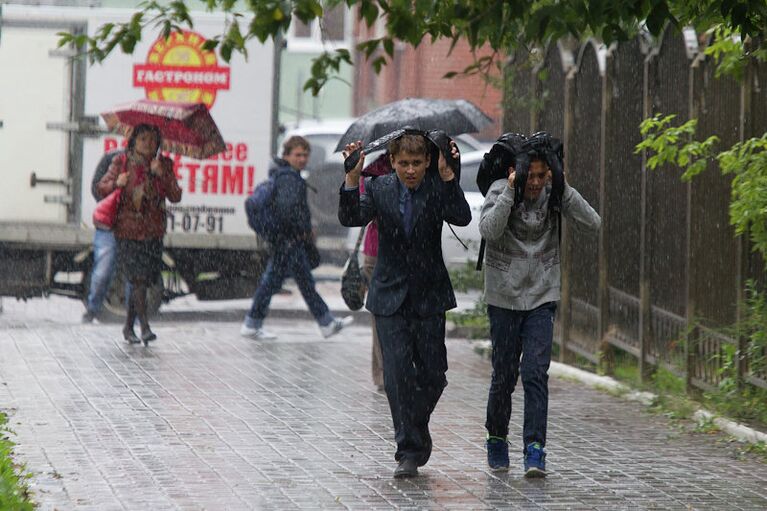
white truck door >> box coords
[0,22,74,224]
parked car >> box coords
[345,149,487,267]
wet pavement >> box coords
[0,295,766,510]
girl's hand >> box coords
[150,158,164,176]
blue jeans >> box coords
[246,241,332,328]
[86,228,118,315]
[485,302,556,451]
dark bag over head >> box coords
[341,226,368,311]
[245,178,279,242]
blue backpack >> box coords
[245,178,280,242]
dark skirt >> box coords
[118,238,162,283]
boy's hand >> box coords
[507,169,515,190]
[343,141,365,188]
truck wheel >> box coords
[83,268,163,319]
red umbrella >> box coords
[101,99,226,159]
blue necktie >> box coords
[403,189,414,236]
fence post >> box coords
[637,53,652,383]
[736,238,747,389]
[559,65,576,364]
[686,324,699,393]
[598,65,612,374]
[735,62,751,389]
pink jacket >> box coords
[360,153,393,257]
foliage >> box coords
[57,0,767,95]
[648,367,697,421]
[704,24,767,81]
[741,281,767,376]
[0,413,34,511]
[635,113,720,181]
[717,133,767,259]
[697,281,767,428]
[636,113,767,261]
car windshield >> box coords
[302,134,344,171]
[458,158,481,193]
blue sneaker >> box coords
[524,442,547,478]
[486,436,509,471]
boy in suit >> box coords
[339,133,471,478]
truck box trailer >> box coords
[0,4,278,313]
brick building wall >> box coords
[353,21,503,142]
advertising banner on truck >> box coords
[80,10,274,240]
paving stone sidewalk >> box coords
[0,300,766,510]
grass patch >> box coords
[608,347,767,431]
[0,412,34,510]
[701,383,767,429]
[739,441,767,462]
[448,261,484,292]
[612,354,641,387]
[447,299,489,339]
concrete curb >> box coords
[470,339,767,446]
[693,410,767,444]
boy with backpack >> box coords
[241,136,352,340]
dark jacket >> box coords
[269,157,312,243]
[92,149,125,201]
[338,170,472,317]
[98,153,182,240]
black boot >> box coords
[141,327,157,345]
[123,326,141,344]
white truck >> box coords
[0,4,278,313]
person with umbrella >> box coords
[477,131,600,476]
[339,131,471,478]
[97,124,182,345]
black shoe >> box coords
[123,327,141,344]
[82,311,95,324]
[141,329,157,343]
[393,458,418,478]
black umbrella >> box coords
[334,98,493,152]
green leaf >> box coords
[201,38,219,51]
[383,37,394,57]
[221,41,232,62]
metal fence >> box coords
[504,27,767,391]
